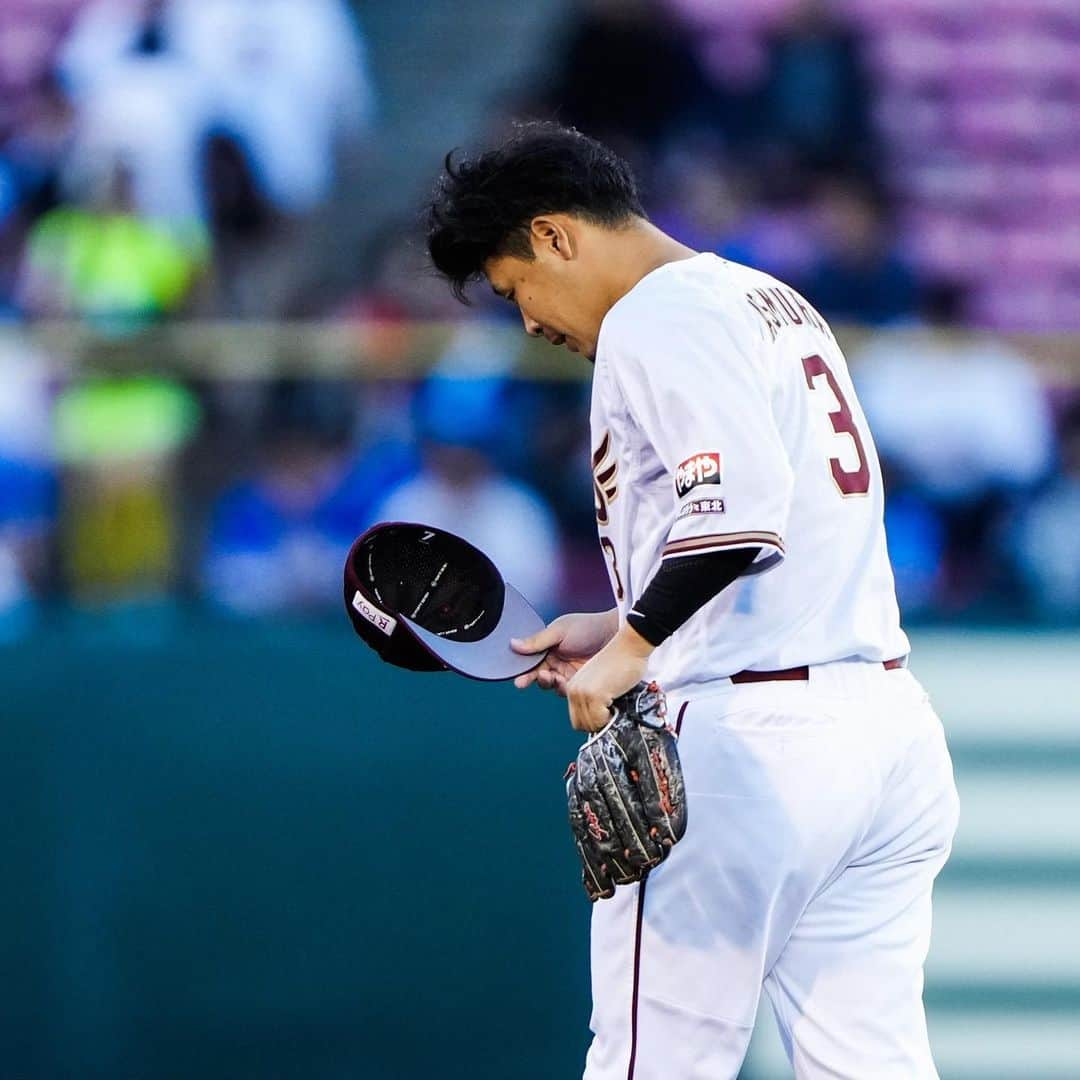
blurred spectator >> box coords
[648,137,821,279]
[17,157,205,324]
[340,224,463,327]
[0,454,54,640]
[754,0,876,178]
[650,143,757,257]
[61,0,175,90]
[1013,403,1080,621]
[164,0,374,214]
[542,0,714,150]
[189,132,294,318]
[0,334,54,464]
[0,76,76,312]
[203,379,410,616]
[803,176,920,325]
[880,468,946,619]
[855,284,1055,606]
[0,333,57,638]
[1,0,1075,633]
[55,375,201,605]
[371,374,562,616]
[61,0,372,220]
[59,0,216,227]
[1,75,74,220]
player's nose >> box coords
[521,311,544,337]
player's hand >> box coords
[511,609,619,697]
[565,625,656,732]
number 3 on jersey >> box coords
[600,537,625,600]
[801,354,871,497]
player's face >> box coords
[484,218,605,360]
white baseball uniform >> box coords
[584,254,959,1079]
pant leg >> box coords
[583,851,761,1080]
[762,686,960,1079]
[583,681,894,1080]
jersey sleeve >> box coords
[606,291,792,569]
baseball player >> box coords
[425,122,960,1079]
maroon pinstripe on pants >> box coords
[674,700,688,737]
[627,700,689,1079]
[626,878,648,1080]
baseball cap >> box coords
[343,521,548,681]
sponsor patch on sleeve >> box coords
[675,452,723,498]
[352,591,398,636]
[677,498,726,519]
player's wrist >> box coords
[615,622,656,658]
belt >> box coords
[729,657,907,685]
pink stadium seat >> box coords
[660,0,1079,329]
[870,32,954,86]
[844,0,924,30]
[901,161,1003,208]
[1047,162,1080,203]
[949,96,1076,152]
[740,0,1080,329]
[998,228,1079,275]
[972,283,1080,331]
[902,213,1000,280]
[873,91,949,148]
[990,0,1080,25]
[950,30,1078,90]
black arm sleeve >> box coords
[626,547,760,647]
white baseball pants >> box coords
[583,660,960,1080]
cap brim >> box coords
[399,583,548,682]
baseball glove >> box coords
[565,680,687,902]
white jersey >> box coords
[590,253,909,695]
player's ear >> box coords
[530,215,576,262]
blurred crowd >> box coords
[528,0,1080,331]
[2,325,1078,634]
[1,0,1079,634]
[0,0,372,323]
[5,0,1080,326]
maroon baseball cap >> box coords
[343,522,549,681]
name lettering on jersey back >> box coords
[592,431,619,524]
[675,452,723,499]
[745,286,832,343]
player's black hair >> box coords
[426,121,645,303]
